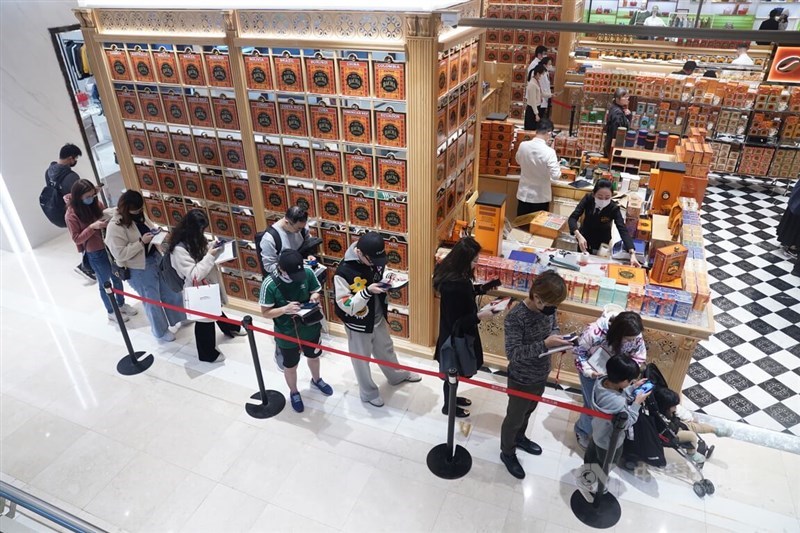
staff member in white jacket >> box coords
[105,190,186,341]
[169,209,244,363]
[524,65,545,131]
[515,119,562,217]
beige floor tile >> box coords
[432,491,510,533]
[180,483,267,533]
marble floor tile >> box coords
[431,491,510,533]
[179,483,267,533]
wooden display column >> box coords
[405,14,439,347]
[553,0,580,126]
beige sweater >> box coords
[171,243,228,310]
[104,210,155,270]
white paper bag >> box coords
[183,283,221,321]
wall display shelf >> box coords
[75,2,485,348]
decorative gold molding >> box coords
[74,9,96,29]
[94,9,225,37]
[437,0,481,39]
[406,15,435,38]
[238,10,405,43]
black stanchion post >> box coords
[243,316,285,419]
[570,411,628,529]
[569,105,576,137]
[105,282,154,376]
[427,369,472,479]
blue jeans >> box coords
[85,249,124,314]
[576,372,597,439]
[128,254,187,338]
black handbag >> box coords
[270,274,324,326]
[438,318,478,377]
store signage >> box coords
[767,47,800,84]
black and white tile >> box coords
[680,176,800,436]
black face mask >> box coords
[541,305,558,316]
[132,213,145,223]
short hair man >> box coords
[526,45,548,75]
[515,119,561,217]
[730,44,754,66]
[604,88,631,158]
[259,206,318,277]
[333,231,420,407]
[673,60,697,76]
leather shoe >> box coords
[516,437,542,456]
[500,452,525,479]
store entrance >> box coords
[48,24,122,206]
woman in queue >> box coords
[573,311,647,449]
[65,179,136,322]
[169,209,244,363]
[568,179,641,267]
[105,190,186,341]
[433,237,501,418]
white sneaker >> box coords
[108,313,130,323]
[158,331,176,342]
[119,304,138,316]
[403,373,422,383]
[213,353,226,363]
[365,397,385,407]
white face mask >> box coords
[547,65,555,72]
[595,198,611,210]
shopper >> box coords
[169,209,244,363]
[524,65,545,131]
[334,231,421,407]
[515,119,561,217]
[653,388,732,464]
[568,178,641,267]
[757,8,788,44]
[433,237,500,418]
[45,143,95,280]
[105,190,186,341]
[603,88,631,158]
[776,182,800,276]
[259,250,333,413]
[582,355,649,492]
[672,61,697,76]
[573,311,647,449]
[500,271,571,480]
[538,57,554,120]
[65,179,135,322]
[703,70,718,78]
[643,5,666,27]
[730,43,754,66]
[258,206,319,277]
[526,45,548,76]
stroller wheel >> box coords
[702,479,715,495]
[693,481,706,498]
[705,445,715,460]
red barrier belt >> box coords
[551,98,571,109]
[110,287,610,419]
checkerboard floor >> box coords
[681,176,800,436]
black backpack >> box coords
[39,170,68,228]
[159,251,185,292]
[254,225,310,277]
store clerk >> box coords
[568,179,641,267]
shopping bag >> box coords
[438,319,477,378]
[183,283,221,320]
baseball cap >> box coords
[278,249,307,283]
[683,60,697,71]
[356,231,388,267]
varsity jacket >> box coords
[334,243,387,333]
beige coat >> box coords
[104,210,155,270]
[171,243,228,311]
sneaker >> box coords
[290,392,304,412]
[402,373,422,383]
[119,304,138,316]
[274,350,285,373]
[158,331,176,342]
[576,432,590,450]
[311,378,334,396]
[515,437,542,456]
[365,397,385,407]
[213,352,226,363]
[108,313,130,323]
[75,263,96,281]
[714,426,733,438]
[224,329,247,338]
[500,452,525,479]
[689,452,706,464]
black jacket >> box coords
[46,162,80,194]
[434,278,484,370]
[568,193,635,252]
[604,103,630,157]
[333,244,388,334]
[757,18,780,45]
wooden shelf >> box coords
[577,39,772,57]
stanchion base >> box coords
[116,352,154,376]
[246,390,286,419]
[427,443,472,479]
[570,489,621,529]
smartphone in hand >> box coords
[633,381,654,396]
[300,302,319,310]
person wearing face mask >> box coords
[334,231,421,407]
[604,88,631,158]
[538,56,554,120]
[758,8,786,44]
[105,190,186,341]
[65,179,136,322]
[433,237,502,418]
[524,64,544,132]
[568,179,640,267]
[500,271,570,479]
[260,250,333,413]
[258,206,320,278]
[573,311,646,449]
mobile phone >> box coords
[634,381,654,396]
[377,281,392,289]
[150,227,162,234]
[301,302,318,309]
[562,334,578,344]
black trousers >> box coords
[517,200,550,218]
[500,378,546,455]
[194,311,241,362]
[524,105,539,131]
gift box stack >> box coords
[576,123,604,153]
[708,141,741,173]
[737,145,775,176]
[753,85,790,112]
[768,148,800,179]
[479,120,514,176]
[782,115,800,144]
[553,132,584,159]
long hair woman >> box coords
[65,179,136,322]
[105,190,186,341]
[168,209,243,362]
[433,236,499,417]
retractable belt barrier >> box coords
[108,287,611,420]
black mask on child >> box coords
[541,305,558,316]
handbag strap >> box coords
[269,273,309,304]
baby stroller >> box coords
[622,363,716,498]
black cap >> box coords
[356,231,388,267]
[278,249,306,283]
[683,61,697,72]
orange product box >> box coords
[256,141,283,176]
[243,52,273,90]
[106,47,132,81]
[279,101,308,137]
[212,95,239,131]
[274,53,304,92]
[379,199,408,233]
[219,137,246,171]
[153,47,179,84]
[339,56,370,97]
[313,149,343,183]
[384,238,409,271]
[209,209,234,238]
[262,180,288,213]
[226,176,251,207]
[304,55,336,95]
[244,278,264,303]
[204,50,232,88]
[116,88,141,121]
[148,129,173,160]
[201,171,227,203]
[377,155,407,192]
[318,189,346,223]
[222,273,245,301]
[376,109,407,148]
[162,91,189,126]
[144,197,167,225]
[177,49,206,86]
[288,185,316,217]
[345,150,374,187]
[250,99,278,135]
[348,193,376,227]
[437,57,449,98]
[135,162,158,191]
[529,211,567,240]
[155,165,180,195]
[179,168,202,199]
[186,94,214,129]
[374,60,405,100]
[284,144,312,179]
[322,228,348,259]
[343,106,372,144]
[608,265,647,286]
[387,310,409,338]
[651,243,688,283]
[138,90,165,123]
[234,213,257,241]
[310,103,340,140]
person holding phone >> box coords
[573,311,646,449]
[259,250,333,413]
[433,237,501,418]
[500,270,570,479]
[105,190,186,341]
[65,179,137,322]
[169,209,244,363]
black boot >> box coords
[501,452,525,479]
